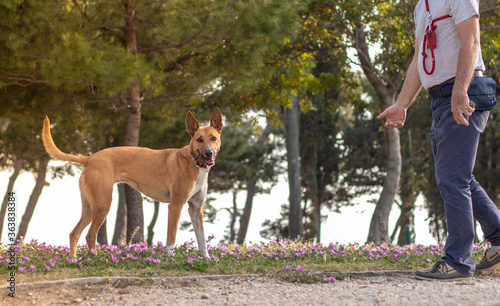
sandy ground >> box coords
[2,270,500,305]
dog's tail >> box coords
[42,117,88,166]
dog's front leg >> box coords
[166,202,183,252]
[188,197,209,258]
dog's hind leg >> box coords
[69,179,92,258]
[85,191,112,254]
[79,170,113,256]
[188,197,208,258]
[85,206,110,254]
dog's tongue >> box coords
[206,158,215,165]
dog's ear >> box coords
[185,111,200,137]
[210,107,223,134]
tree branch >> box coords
[163,52,201,73]
[136,29,207,54]
[482,25,500,31]
[352,22,387,98]
[94,24,125,44]
[0,73,48,87]
[393,50,414,90]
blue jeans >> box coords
[430,96,500,276]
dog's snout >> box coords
[205,148,213,158]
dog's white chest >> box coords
[188,168,208,199]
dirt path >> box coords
[2,271,500,305]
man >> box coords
[378,0,500,281]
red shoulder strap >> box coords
[422,0,452,75]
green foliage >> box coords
[207,117,285,240]
[0,0,304,175]
[1,238,490,284]
[210,119,284,193]
[336,110,386,206]
[475,1,500,210]
[2,0,498,246]
[41,34,138,95]
[480,0,500,78]
[260,204,290,240]
[129,0,304,107]
[333,0,416,81]
[207,0,362,117]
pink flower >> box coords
[27,264,37,273]
[323,275,338,282]
[146,256,160,264]
[295,265,304,272]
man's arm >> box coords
[377,38,422,128]
[451,15,480,126]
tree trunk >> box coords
[235,122,273,243]
[236,180,256,244]
[477,111,499,207]
[393,130,418,245]
[16,157,49,240]
[112,183,127,245]
[282,95,303,239]
[147,201,160,246]
[122,1,144,244]
[390,198,414,246]
[314,198,321,242]
[0,157,22,238]
[397,200,414,246]
[97,219,108,245]
[229,189,238,243]
[367,125,401,243]
[352,23,403,244]
[125,184,144,244]
[123,78,141,146]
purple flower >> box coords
[125,253,139,260]
[25,264,37,273]
[282,265,292,271]
[295,265,304,272]
[146,256,160,264]
[19,255,31,264]
[323,275,338,282]
[110,254,119,264]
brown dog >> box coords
[42,108,223,258]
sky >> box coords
[0,161,442,249]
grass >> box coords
[0,236,490,284]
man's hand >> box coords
[377,104,407,129]
[451,89,475,125]
[451,15,480,126]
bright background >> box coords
[0,162,440,248]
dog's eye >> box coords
[197,138,203,142]
[211,136,217,141]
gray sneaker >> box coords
[476,248,500,272]
[415,259,472,281]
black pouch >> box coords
[468,76,498,111]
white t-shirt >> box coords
[414,0,485,89]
